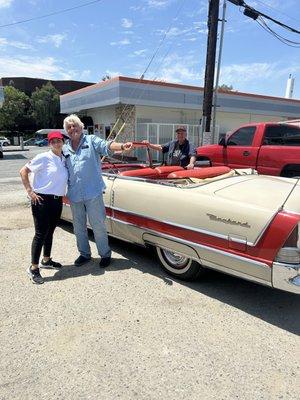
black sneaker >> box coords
[27,266,44,284]
[99,257,111,268]
[74,255,91,266]
[40,258,62,269]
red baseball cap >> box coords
[48,131,64,142]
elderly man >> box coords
[143,126,196,169]
[63,114,134,268]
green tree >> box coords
[218,84,234,91]
[0,86,30,132]
[31,82,60,128]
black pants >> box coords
[31,194,62,265]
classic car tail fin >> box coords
[275,222,300,264]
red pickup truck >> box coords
[197,122,300,177]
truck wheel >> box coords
[156,246,205,281]
[281,165,300,178]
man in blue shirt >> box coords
[63,114,134,268]
[143,126,196,168]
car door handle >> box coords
[243,151,250,156]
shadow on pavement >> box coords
[59,221,300,335]
[3,154,27,160]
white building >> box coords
[60,76,300,146]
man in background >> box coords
[143,126,196,169]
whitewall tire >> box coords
[156,246,205,281]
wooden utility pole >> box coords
[202,0,220,136]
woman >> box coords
[20,131,68,284]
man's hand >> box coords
[122,142,133,151]
[142,140,150,147]
[186,163,195,170]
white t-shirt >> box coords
[26,151,68,196]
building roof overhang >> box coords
[60,76,300,118]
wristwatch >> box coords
[121,144,125,151]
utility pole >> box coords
[212,0,227,143]
[201,0,220,141]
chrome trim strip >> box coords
[110,216,268,269]
[111,206,256,246]
[112,217,271,286]
[201,259,272,287]
[62,208,271,287]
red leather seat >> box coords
[154,165,184,178]
[167,166,231,179]
[119,168,159,178]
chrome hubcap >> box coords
[163,249,189,268]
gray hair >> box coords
[63,114,84,132]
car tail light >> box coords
[275,222,300,264]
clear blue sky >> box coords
[0,0,299,98]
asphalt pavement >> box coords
[0,147,299,400]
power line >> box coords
[0,0,104,29]
[141,0,188,79]
[106,0,188,140]
[254,0,299,24]
[257,16,300,47]
[228,0,300,35]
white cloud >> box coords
[158,63,201,83]
[79,70,91,80]
[147,0,169,8]
[0,55,87,80]
[219,62,300,94]
[166,27,192,37]
[133,49,147,56]
[104,70,121,78]
[37,33,67,48]
[155,53,201,84]
[0,0,13,8]
[121,18,133,28]
[130,5,144,11]
[0,37,34,50]
[220,63,276,85]
[156,26,205,38]
[110,38,130,46]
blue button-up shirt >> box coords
[63,134,111,202]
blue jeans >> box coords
[70,195,111,259]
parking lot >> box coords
[0,147,299,400]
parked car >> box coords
[61,143,300,294]
[35,138,48,147]
[24,138,35,146]
[0,143,3,158]
[0,136,10,146]
[197,122,300,177]
[24,137,37,146]
[35,128,68,140]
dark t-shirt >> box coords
[162,139,196,167]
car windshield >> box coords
[102,142,256,188]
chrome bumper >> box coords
[272,262,300,294]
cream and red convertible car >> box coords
[61,143,300,294]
